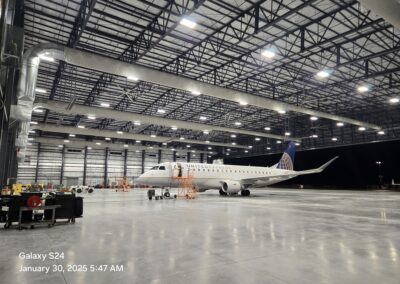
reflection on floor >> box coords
[1,188,400,284]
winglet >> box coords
[318,156,339,171]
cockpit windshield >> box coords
[150,166,159,170]
[159,166,165,170]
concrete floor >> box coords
[1,188,400,284]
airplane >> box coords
[137,142,338,196]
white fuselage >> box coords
[137,162,296,190]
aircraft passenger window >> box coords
[159,166,165,170]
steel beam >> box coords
[141,150,145,174]
[83,146,88,185]
[34,143,40,183]
[60,145,65,185]
[104,147,109,187]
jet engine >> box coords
[220,180,241,194]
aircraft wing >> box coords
[240,156,339,184]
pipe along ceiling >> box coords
[31,124,250,150]
[13,43,381,161]
[35,99,299,142]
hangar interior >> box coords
[0,0,400,283]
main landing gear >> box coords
[241,189,250,196]
[219,189,227,196]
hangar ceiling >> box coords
[24,0,400,157]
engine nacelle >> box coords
[220,180,241,194]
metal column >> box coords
[187,152,191,163]
[200,153,204,163]
[173,150,177,162]
[158,149,162,164]
[34,143,41,183]
[83,146,88,185]
[60,145,65,185]
[141,150,145,174]
[123,149,128,177]
[104,147,109,187]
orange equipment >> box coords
[173,170,197,199]
[115,177,130,192]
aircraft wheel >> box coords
[241,189,250,197]
[219,189,227,196]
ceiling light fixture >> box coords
[310,116,318,121]
[69,134,76,137]
[264,127,271,131]
[331,137,338,141]
[234,122,242,126]
[357,85,369,93]
[77,125,85,129]
[358,127,366,131]
[100,102,110,107]
[377,131,385,135]
[39,54,55,62]
[316,70,330,78]
[133,121,141,126]
[191,91,201,96]
[117,131,123,134]
[199,116,207,121]
[157,109,166,114]
[127,76,139,81]
[389,98,399,104]
[261,49,276,59]
[336,122,344,127]
[35,88,47,94]
[285,132,291,136]
[171,126,178,130]
[277,109,286,114]
[180,18,197,29]
[239,101,248,106]
[87,115,96,120]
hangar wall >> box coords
[16,143,201,186]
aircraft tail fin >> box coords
[273,142,296,170]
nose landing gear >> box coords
[219,189,227,196]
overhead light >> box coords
[136,150,140,153]
[276,140,282,144]
[192,150,196,153]
[316,70,330,78]
[87,115,96,120]
[186,145,191,148]
[310,116,318,121]
[180,18,196,29]
[264,127,271,131]
[127,76,139,81]
[244,150,249,153]
[226,153,230,156]
[135,140,141,143]
[336,122,344,127]
[208,147,212,150]
[149,147,153,149]
[311,134,318,138]
[377,131,385,135]
[208,155,211,158]
[179,137,185,140]
[38,54,55,62]
[133,121,141,126]
[267,147,271,150]
[157,109,166,114]
[58,145,63,148]
[35,88,47,94]
[203,130,209,134]
[100,102,110,107]
[30,121,38,125]
[232,142,236,145]
[209,151,213,154]
[64,140,70,143]
[69,134,76,137]
[248,145,253,149]
[230,134,236,138]
[199,116,207,121]
[105,137,111,141]
[295,143,300,146]
[193,154,196,157]
[150,134,157,138]
[28,137,34,141]
[191,91,201,96]
[277,109,286,114]
[96,142,101,145]
[171,148,176,151]
[87,146,92,150]
[261,49,276,59]
[124,144,129,148]
[77,125,85,129]
[331,137,338,141]
[239,101,248,106]
[255,137,261,141]
[162,142,167,145]
[171,126,178,130]
[227,149,231,151]
[206,140,210,143]
[29,130,35,134]
[117,131,123,134]
[33,109,43,113]
[357,85,369,93]
[285,132,291,136]
[389,98,399,104]
[358,127,366,131]
[234,122,242,126]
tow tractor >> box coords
[147,188,176,200]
